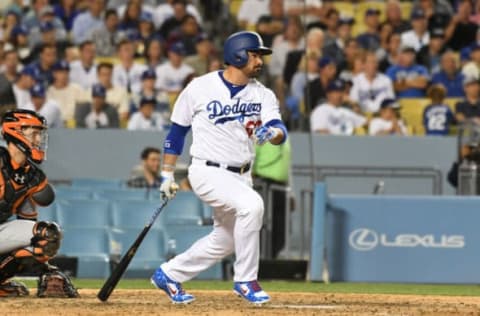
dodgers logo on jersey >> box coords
[206,99,262,125]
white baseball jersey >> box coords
[310,103,366,135]
[21,100,63,128]
[349,73,395,113]
[155,62,194,93]
[171,71,282,166]
[112,63,148,95]
[368,117,407,136]
[69,60,98,90]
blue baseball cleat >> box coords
[150,267,195,304]
[233,280,270,305]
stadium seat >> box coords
[111,200,166,230]
[56,199,111,228]
[109,228,166,278]
[399,1,413,20]
[354,1,386,36]
[399,98,430,135]
[164,191,204,225]
[165,224,223,280]
[54,186,94,200]
[59,227,110,278]
[333,2,356,19]
[37,202,57,222]
[71,178,124,189]
[93,188,149,201]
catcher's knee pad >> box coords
[29,221,63,262]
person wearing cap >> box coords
[27,4,67,48]
[255,0,286,48]
[350,52,395,114]
[12,66,38,109]
[127,96,167,131]
[69,41,98,91]
[75,83,120,129]
[30,21,69,62]
[71,0,105,45]
[423,84,455,136]
[386,45,429,98]
[368,98,407,136]
[444,0,477,51]
[416,28,447,74]
[431,51,465,98]
[184,33,214,76]
[53,0,80,32]
[90,9,124,57]
[0,50,19,116]
[310,79,366,135]
[47,60,89,126]
[131,68,169,118]
[323,16,354,68]
[138,12,156,45]
[9,24,34,65]
[155,41,194,94]
[112,39,148,95]
[322,8,340,47]
[455,76,480,124]
[356,8,381,52]
[96,62,130,123]
[305,56,337,114]
[384,0,410,33]
[21,83,63,128]
[400,8,430,52]
[28,43,57,89]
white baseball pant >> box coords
[0,220,36,254]
[161,158,264,283]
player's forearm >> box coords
[162,153,179,173]
[269,127,285,145]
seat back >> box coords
[56,199,111,228]
[111,200,166,230]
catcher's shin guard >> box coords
[0,280,29,297]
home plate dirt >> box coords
[2,289,480,315]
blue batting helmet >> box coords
[223,31,272,67]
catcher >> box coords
[0,109,78,298]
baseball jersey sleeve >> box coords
[261,88,282,124]
[170,82,195,126]
[310,105,328,132]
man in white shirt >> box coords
[96,62,130,123]
[155,41,194,94]
[310,79,366,135]
[112,39,147,94]
[69,41,98,90]
[13,67,37,109]
[22,83,63,128]
[127,96,166,131]
[368,98,407,135]
[47,60,88,126]
[350,52,395,113]
[401,8,430,52]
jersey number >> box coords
[245,120,262,137]
[427,115,446,131]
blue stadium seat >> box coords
[37,202,57,222]
[109,228,166,278]
[165,224,222,280]
[56,199,111,228]
[164,191,204,225]
[59,227,110,278]
[71,178,124,189]
[111,200,166,230]
[93,188,149,201]
[54,186,94,200]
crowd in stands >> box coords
[0,0,479,136]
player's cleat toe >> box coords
[0,280,29,297]
[151,267,195,304]
[233,280,270,305]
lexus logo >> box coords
[349,228,379,251]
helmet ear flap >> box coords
[233,49,249,67]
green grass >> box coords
[18,279,480,297]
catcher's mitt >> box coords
[37,271,79,298]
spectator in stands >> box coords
[416,28,447,74]
[384,0,411,33]
[401,8,430,52]
[22,83,63,128]
[350,52,395,114]
[184,33,214,76]
[337,38,362,76]
[455,76,480,123]
[69,40,97,90]
[379,32,402,72]
[53,0,80,32]
[153,0,202,31]
[131,68,168,115]
[445,0,477,51]
[119,0,142,34]
[75,83,119,129]
[431,51,465,98]
[28,4,67,48]
[412,0,453,20]
[30,21,68,61]
[237,0,269,31]
[323,17,354,70]
[127,96,167,131]
[1,49,20,83]
[1,10,21,43]
[386,45,429,98]
[357,8,381,53]
[112,39,147,94]
[96,62,130,123]
[47,60,88,126]
[369,98,407,136]
[322,8,340,47]
[159,0,190,40]
[155,41,194,94]
[90,9,124,58]
[114,0,156,18]
[29,43,57,88]
[137,12,156,48]
[462,43,480,80]
[144,37,165,68]
[255,0,286,47]
[284,0,323,26]
[177,14,202,56]
[8,25,34,64]
[459,28,480,66]
[423,84,456,136]
[71,0,105,45]
[127,146,162,189]
[310,79,366,135]
[377,22,393,61]
[305,57,337,114]
[0,50,18,114]
[12,66,37,109]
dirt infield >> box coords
[2,289,480,315]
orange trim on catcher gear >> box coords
[11,178,47,217]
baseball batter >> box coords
[0,109,77,298]
[151,31,287,305]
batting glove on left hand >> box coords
[159,172,179,200]
[254,125,278,145]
